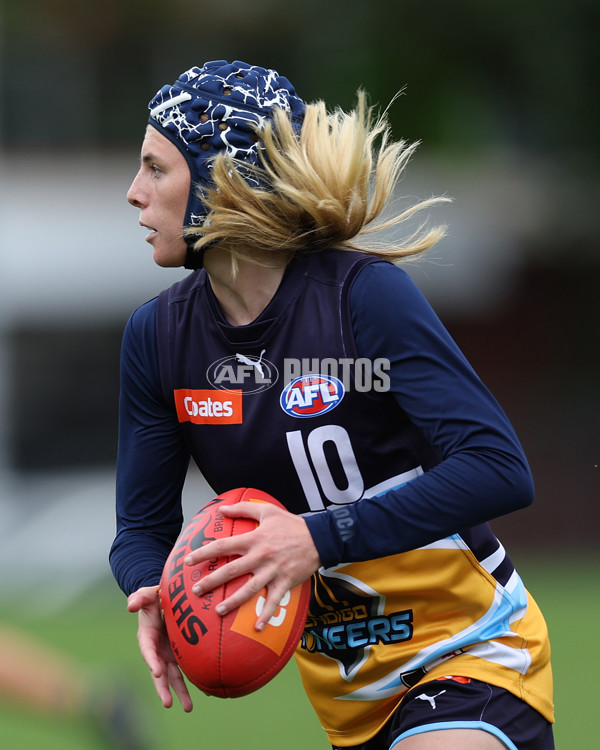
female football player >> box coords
[110,60,554,749]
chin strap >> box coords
[184,244,205,269]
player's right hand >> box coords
[127,585,193,712]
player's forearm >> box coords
[305,445,534,568]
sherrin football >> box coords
[159,488,311,698]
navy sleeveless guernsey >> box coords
[156,249,438,515]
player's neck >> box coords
[204,248,290,327]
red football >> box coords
[159,487,311,698]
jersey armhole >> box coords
[156,288,175,406]
[340,256,395,400]
[340,255,381,357]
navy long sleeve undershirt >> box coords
[111,300,191,595]
[109,262,534,595]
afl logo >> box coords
[280,375,344,418]
[206,351,278,394]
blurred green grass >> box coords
[0,554,597,749]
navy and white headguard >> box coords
[148,60,306,250]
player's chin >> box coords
[152,246,187,268]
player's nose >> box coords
[127,170,146,208]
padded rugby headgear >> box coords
[148,60,305,267]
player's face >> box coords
[127,127,191,267]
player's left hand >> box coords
[184,501,321,630]
[127,585,193,712]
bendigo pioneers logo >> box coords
[174,389,243,425]
[301,570,414,681]
[280,374,344,418]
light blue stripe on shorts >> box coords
[389,720,517,750]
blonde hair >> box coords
[185,91,449,266]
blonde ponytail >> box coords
[185,91,449,265]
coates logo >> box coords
[206,350,278,394]
[174,389,242,425]
[280,375,344,418]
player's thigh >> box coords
[394,728,506,749]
